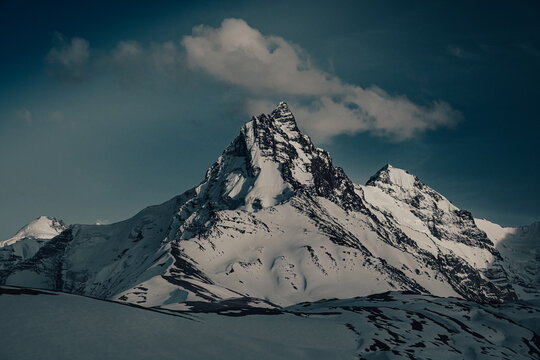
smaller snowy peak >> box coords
[365,164,447,207]
[364,165,495,250]
[1,216,66,247]
[366,164,418,192]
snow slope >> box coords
[0,286,538,360]
[0,103,530,307]
[359,164,515,300]
[476,219,540,300]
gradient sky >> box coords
[1,0,539,240]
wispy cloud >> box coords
[45,34,185,86]
[183,18,462,141]
[107,40,185,85]
[46,33,90,82]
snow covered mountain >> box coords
[0,216,66,271]
[0,103,532,307]
[1,216,66,248]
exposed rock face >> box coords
[0,103,525,306]
[194,101,364,213]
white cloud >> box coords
[184,18,462,141]
[46,35,90,81]
[183,19,341,95]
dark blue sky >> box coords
[1,0,539,239]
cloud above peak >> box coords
[44,19,462,142]
[183,18,462,141]
[183,18,341,96]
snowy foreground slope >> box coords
[0,103,537,308]
[0,286,538,360]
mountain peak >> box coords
[271,101,292,119]
[366,164,417,191]
[0,216,66,247]
[192,102,364,214]
[249,101,299,141]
